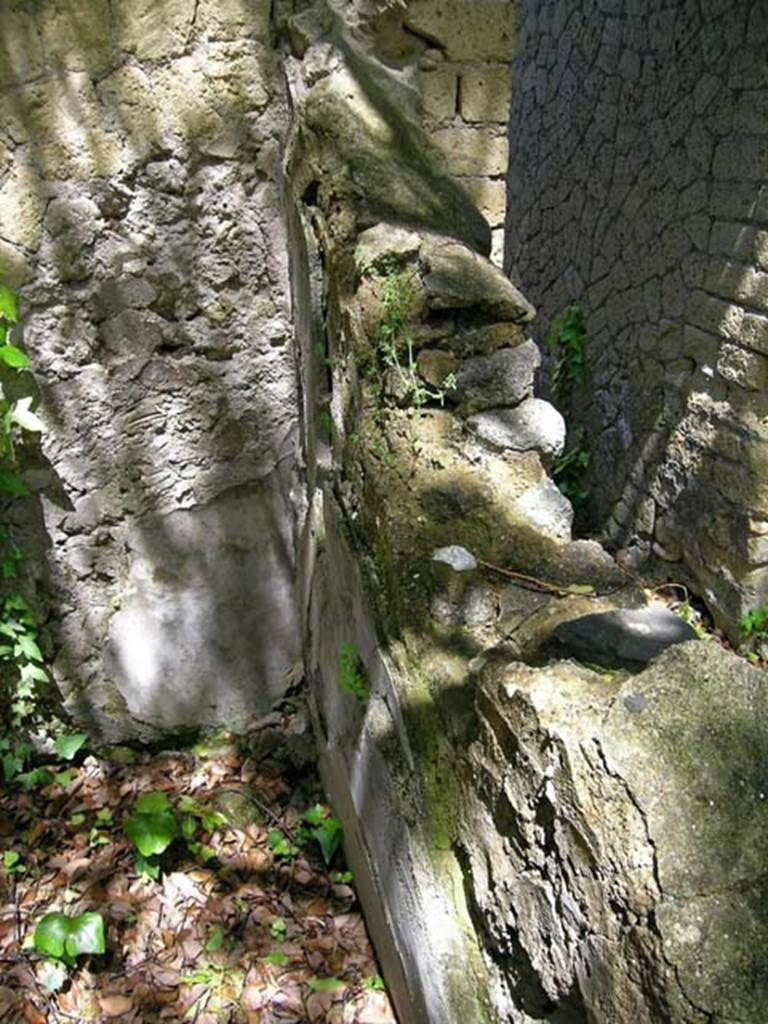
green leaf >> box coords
[307,977,345,993]
[181,814,197,841]
[3,850,20,870]
[20,662,49,683]
[0,344,29,368]
[11,397,44,433]
[0,470,29,496]
[270,917,286,942]
[125,806,179,857]
[14,633,43,663]
[302,804,326,827]
[205,923,226,953]
[135,791,171,815]
[17,767,54,789]
[313,818,342,866]
[264,953,289,967]
[267,829,295,860]
[135,853,161,880]
[54,770,72,786]
[69,813,86,827]
[34,911,104,968]
[54,732,87,760]
[0,286,19,323]
[34,914,70,963]
[364,975,386,991]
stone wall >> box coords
[406,0,515,264]
[0,0,301,739]
[348,0,515,265]
[505,0,768,637]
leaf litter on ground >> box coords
[0,703,397,1023]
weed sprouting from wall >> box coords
[545,302,591,516]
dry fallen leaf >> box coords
[98,993,134,1017]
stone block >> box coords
[418,67,457,121]
[405,0,515,62]
[713,137,768,180]
[460,66,511,123]
[459,177,507,227]
[417,349,459,388]
[113,0,196,60]
[710,221,768,272]
[97,66,164,160]
[39,0,114,74]
[455,341,541,414]
[0,7,45,87]
[706,259,768,313]
[716,342,768,391]
[421,236,535,322]
[194,0,272,41]
[0,241,33,287]
[466,399,566,466]
[0,164,47,252]
[432,126,509,175]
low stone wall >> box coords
[505,0,768,637]
[0,0,300,738]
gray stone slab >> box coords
[551,605,698,666]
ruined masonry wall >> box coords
[505,0,768,635]
[406,0,515,264]
[0,0,301,738]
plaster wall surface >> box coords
[0,0,301,738]
[505,0,768,634]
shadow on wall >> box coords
[0,0,302,738]
[504,0,768,635]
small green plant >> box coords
[337,642,369,703]
[545,302,591,515]
[740,602,768,662]
[296,804,343,866]
[124,791,224,879]
[270,916,286,942]
[3,850,26,876]
[267,828,298,861]
[0,285,50,730]
[33,910,106,969]
[550,425,591,508]
[365,258,454,408]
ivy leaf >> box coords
[35,912,105,967]
[135,853,161,880]
[0,286,19,324]
[135,791,171,815]
[124,806,179,857]
[34,914,70,963]
[302,804,326,827]
[0,344,30,368]
[54,732,87,760]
